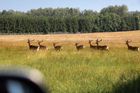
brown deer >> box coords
[37,40,48,50]
[96,39,109,50]
[89,40,97,49]
[53,43,62,51]
[126,40,139,51]
[75,43,85,51]
[27,39,40,51]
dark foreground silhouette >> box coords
[112,74,140,93]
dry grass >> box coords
[0,31,140,48]
[0,31,140,93]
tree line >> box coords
[0,5,140,34]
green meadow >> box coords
[0,46,140,93]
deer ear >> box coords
[28,38,31,41]
[27,39,30,42]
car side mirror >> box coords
[0,67,50,93]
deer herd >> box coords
[27,39,139,52]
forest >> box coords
[0,5,140,34]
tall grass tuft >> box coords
[0,46,140,93]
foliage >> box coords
[100,5,128,16]
[0,5,140,34]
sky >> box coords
[0,0,140,12]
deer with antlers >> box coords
[27,39,40,51]
[53,43,62,51]
[96,39,109,50]
[37,40,48,50]
[126,40,139,51]
[89,40,97,49]
[75,43,85,51]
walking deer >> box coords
[126,40,139,51]
[89,40,97,49]
[75,43,85,51]
[53,43,62,51]
[96,39,109,50]
[37,40,48,50]
[27,39,40,51]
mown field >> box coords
[0,31,140,93]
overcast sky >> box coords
[0,0,140,12]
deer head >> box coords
[96,39,102,45]
[27,39,34,44]
[89,40,93,44]
[126,40,132,44]
[37,40,43,45]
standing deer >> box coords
[75,43,85,51]
[27,39,40,51]
[96,39,109,50]
[126,40,139,51]
[37,40,48,50]
[53,43,62,51]
[89,40,97,49]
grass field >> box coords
[0,31,140,93]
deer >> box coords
[126,40,139,51]
[95,39,109,50]
[37,40,48,50]
[89,40,97,49]
[27,39,40,51]
[53,43,62,51]
[75,43,85,51]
